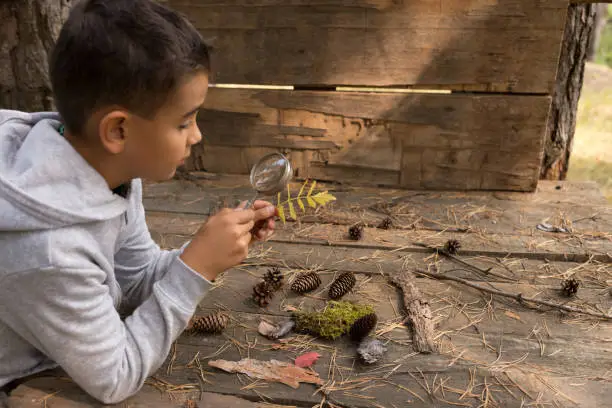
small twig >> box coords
[414,242,515,282]
[414,269,612,320]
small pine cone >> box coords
[444,239,461,255]
[349,313,378,341]
[378,217,393,230]
[348,223,365,241]
[263,267,284,291]
[291,271,322,294]
[189,311,229,334]
[561,278,580,297]
[329,271,357,300]
[252,281,274,307]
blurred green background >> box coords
[567,5,612,202]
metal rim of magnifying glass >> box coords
[249,152,293,195]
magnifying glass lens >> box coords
[252,155,289,191]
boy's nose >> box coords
[188,125,203,146]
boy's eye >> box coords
[178,122,192,130]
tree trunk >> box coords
[587,4,609,61]
[541,4,596,181]
[0,0,72,112]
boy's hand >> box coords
[179,204,275,282]
[248,200,278,242]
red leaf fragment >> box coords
[294,352,321,368]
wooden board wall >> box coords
[165,0,570,191]
[166,0,568,92]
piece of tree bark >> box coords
[541,4,596,180]
[388,271,437,354]
[0,0,72,111]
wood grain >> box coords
[186,88,552,191]
[165,0,567,93]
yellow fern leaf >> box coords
[288,200,296,220]
[276,192,286,224]
[297,198,305,212]
[312,191,336,206]
[297,180,307,199]
[307,180,317,198]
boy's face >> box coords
[116,71,208,182]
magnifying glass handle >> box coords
[238,192,259,210]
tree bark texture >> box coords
[541,4,596,181]
[0,0,72,112]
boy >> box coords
[0,0,276,405]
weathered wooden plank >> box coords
[7,377,287,408]
[306,161,400,187]
[162,307,611,408]
[148,222,612,293]
[166,0,567,93]
[143,177,612,237]
[148,211,612,264]
[186,88,552,190]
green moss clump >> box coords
[292,301,375,340]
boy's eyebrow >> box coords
[182,103,204,118]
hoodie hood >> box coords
[0,110,129,231]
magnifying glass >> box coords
[241,152,293,209]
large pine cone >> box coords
[252,281,274,307]
[329,271,357,300]
[291,271,322,294]
[189,311,229,334]
[561,278,580,297]
[263,267,284,291]
[349,313,378,341]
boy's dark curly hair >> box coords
[49,0,211,136]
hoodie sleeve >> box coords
[0,255,211,404]
[114,179,203,313]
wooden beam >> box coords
[166,0,568,93]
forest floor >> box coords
[568,62,612,201]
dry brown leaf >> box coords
[208,358,324,389]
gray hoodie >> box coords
[0,110,212,404]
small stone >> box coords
[357,337,387,364]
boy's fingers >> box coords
[253,205,276,222]
[231,208,256,224]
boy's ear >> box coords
[98,109,129,154]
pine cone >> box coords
[291,271,322,294]
[444,239,461,255]
[329,272,357,300]
[561,277,580,297]
[252,281,274,307]
[349,313,377,341]
[348,223,364,240]
[378,217,392,230]
[189,311,229,334]
[263,267,284,291]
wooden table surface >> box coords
[8,174,612,408]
